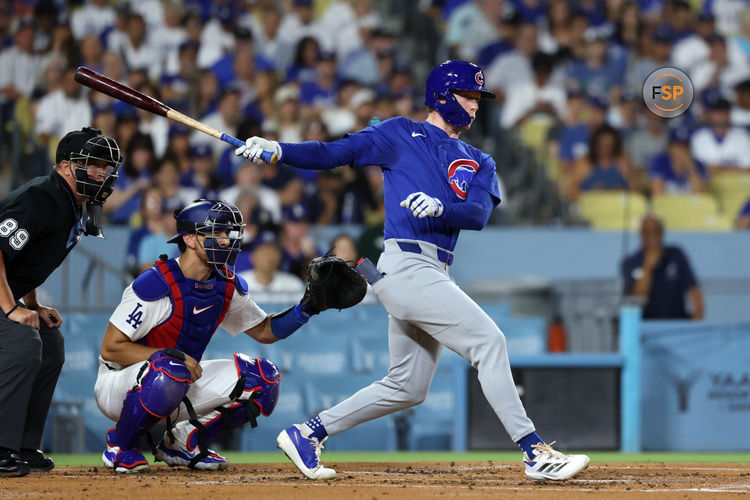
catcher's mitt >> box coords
[304,255,367,312]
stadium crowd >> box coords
[1,0,750,281]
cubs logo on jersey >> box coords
[447,159,479,200]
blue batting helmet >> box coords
[168,199,245,275]
[425,60,495,127]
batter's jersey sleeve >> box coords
[219,288,268,336]
[109,284,172,342]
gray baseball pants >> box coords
[318,239,535,442]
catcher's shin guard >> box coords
[114,350,192,449]
[168,354,280,467]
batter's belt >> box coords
[384,238,454,266]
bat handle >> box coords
[260,150,278,164]
[219,133,278,164]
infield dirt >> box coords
[1,462,749,499]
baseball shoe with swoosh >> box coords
[524,442,590,481]
[154,438,228,470]
[101,429,149,474]
[277,425,336,480]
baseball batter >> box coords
[95,200,323,473]
[236,60,589,481]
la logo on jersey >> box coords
[447,159,478,200]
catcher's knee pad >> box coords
[233,353,281,416]
[115,350,192,449]
[140,350,192,417]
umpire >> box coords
[0,127,122,477]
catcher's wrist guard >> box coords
[269,303,311,339]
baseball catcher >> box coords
[95,200,365,473]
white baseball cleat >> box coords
[277,425,336,480]
[523,442,590,481]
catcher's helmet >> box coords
[57,127,123,204]
[424,60,495,128]
[168,199,245,276]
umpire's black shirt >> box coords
[0,171,82,300]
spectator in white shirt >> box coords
[149,0,187,77]
[278,0,328,53]
[70,0,115,40]
[444,0,503,61]
[197,11,235,70]
[35,67,92,145]
[121,13,162,80]
[485,22,538,102]
[501,51,566,129]
[691,94,750,171]
[672,12,716,74]
[239,233,306,305]
[690,34,750,97]
[0,20,40,104]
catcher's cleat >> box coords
[101,429,149,474]
[523,442,590,481]
[19,448,54,472]
[154,439,228,471]
[277,425,336,480]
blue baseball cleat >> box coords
[154,439,228,470]
[523,442,590,481]
[277,425,336,480]
[101,429,149,474]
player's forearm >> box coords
[689,286,704,320]
[630,273,652,297]
[100,323,159,366]
[0,251,17,312]
[279,140,358,170]
[22,289,38,309]
[101,341,159,366]
[440,190,494,230]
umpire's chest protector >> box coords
[134,258,236,361]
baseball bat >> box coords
[74,66,278,164]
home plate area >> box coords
[2,462,749,499]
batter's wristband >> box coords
[4,304,18,318]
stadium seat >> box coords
[651,194,730,231]
[709,172,750,218]
[577,192,648,230]
[721,192,750,222]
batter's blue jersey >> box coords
[281,117,501,252]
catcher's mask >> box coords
[168,199,245,278]
[57,127,123,205]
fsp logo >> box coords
[642,67,693,118]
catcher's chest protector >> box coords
[140,258,234,361]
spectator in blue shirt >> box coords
[571,124,634,199]
[299,51,339,108]
[648,128,708,195]
[621,214,704,320]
